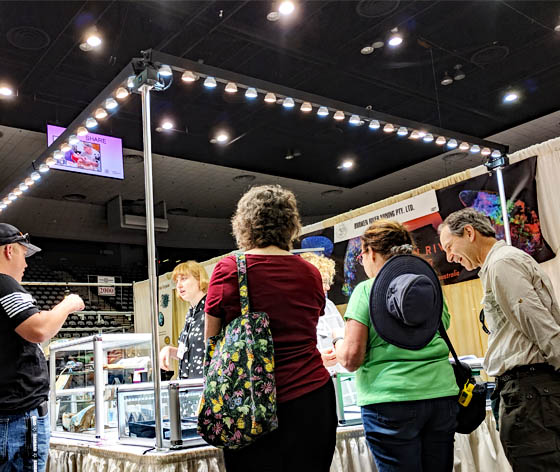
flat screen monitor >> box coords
[46,124,124,180]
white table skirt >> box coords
[47,411,510,472]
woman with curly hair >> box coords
[205,185,337,472]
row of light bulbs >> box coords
[180,68,503,158]
[0,84,132,213]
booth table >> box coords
[48,412,511,472]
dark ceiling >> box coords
[1,1,559,187]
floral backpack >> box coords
[197,253,278,449]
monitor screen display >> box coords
[46,124,124,180]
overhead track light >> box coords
[158,65,173,77]
[203,77,217,88]
[349,115,361,125]
[383,123,395,133]
[264,92,276,103]
[300,101,312,112]
[77,126,88,136]
[115,87,129,100]
[94,108,107,119]
[225,82,238,93]
[423,133,434,142]
[388,28,403,47]
[0,86,14,97]
[85,117,98,128]
[278,1,295,15]
[317,106,329,117]
[435,136,446,145]
[441,72,453,86]
[334,110,345,121]
[397,127,408,136]
[459,142,470,151]
[283,97,295,108]
[470,144,480,153]
[245,87,258,98]
[447,139,458,149]
[181,71,198,82]
[453,64,466,81]
[369,120,380,130]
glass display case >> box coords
[116,378,206,448]
[332,372,361,426]
[49,333,152,440]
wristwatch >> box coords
[332,336,344,347]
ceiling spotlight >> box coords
[60,142,71,152]
[470,144,481,153]
[203,76,217,88]
[215,131,229,143]
[383,123,395,133]
[317,106,329,117]
[503,90,519,103]
[369,119,380,129]
[161,120,174,130]
[447,139,458,148]
[45,157,56,167]
[372,41,384,49]
[349,115,361,125]
[423,133,434,142]
[181,71,198,82]
[267,11,280,21]
[397,126,408,136]
[491,150,502,158]
[409,130,421,139]
[85,117,98,128]
[13,188,22,196]
[94,108,107,119]
[19,183,28,192]
[283,97,295,108]
[435,136,446,145]
[54,150,65,160]
[158,65,173,77]
[453,64,466,81]
[86,31,102,48]
[225,82,238,93]
[25,178,34,187]
[77,126,88,136]
[115,87,129,100]
[31,172,41,181]
[481,147,491,156]
[245,87,258,98]
[340,160,353,169]
[8,193,17,201]
[264,92,276,103]
[441,72,453,86]
[105,98,118,110]
[0,86,14,97]
[39,164,49,173]
[278,1,295,16]
[388,28,403,47]
[361,45,375,55]
[334,110,345,121]
[300,101,312,112]
[459,142,470,151]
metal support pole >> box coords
[49,350,57,431]
[168,382,183,447]
[495,167,512,245]
[140,83,164,449]
[93,335,105,439]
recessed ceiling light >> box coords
[361,45,374,55]
[86,33,102,48]
[267,11,280,21]
[278,1,295,16]
[213,131,229,144]
[453,64,466,81]
[161,121,173,130]
[372,41,384,48]
[340,160,353,169]
[388,28,403,47]
[503,91,519,103]
[63,193,86,202]
[0,86,14,97]
[441,72,453,86]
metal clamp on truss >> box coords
[484,153,509,172]
[131,49,173,93]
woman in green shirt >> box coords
[333,220,459,472]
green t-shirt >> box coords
[344,278,459,406]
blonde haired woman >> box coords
[159,261,208,379]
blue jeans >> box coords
[362,396,458,472]
[0,408,50,472]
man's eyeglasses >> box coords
[357,250,367,266]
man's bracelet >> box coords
[332,336,344,347]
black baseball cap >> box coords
[0,223,41,257]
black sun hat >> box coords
[370,254,443,350]
[0,223,41,257]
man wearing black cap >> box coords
[0,223,84,471]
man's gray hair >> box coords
[439,208,496,238]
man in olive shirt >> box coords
[439,208,560,471]
[0,223,84,471]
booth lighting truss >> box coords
[0,48,509,212]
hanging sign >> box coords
[334,190,439,243]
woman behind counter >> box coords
[334,220,459,472]
[204,185,337,472]
[159,261,208,379]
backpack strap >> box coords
[235,253,250,315]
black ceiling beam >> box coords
[149,49,509,154]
